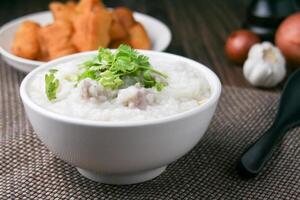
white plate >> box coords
[0,11,171,73]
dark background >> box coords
[0,0,266,88]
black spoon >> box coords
[237,69,300,178]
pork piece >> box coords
[79,79,106,102]
[79,78,117,102]
[49,1,77,23]
[129,22,151,50]
[76,0,104,13]
[116,86,154,109]
[12,21,41,60]
[109,11,128,41]
[38,20,77,60]
[114,7,135,30]
[72,6,112,51]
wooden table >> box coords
[0,0,252,87]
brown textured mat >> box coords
[1,63,300,200]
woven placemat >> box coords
[1,63,300,200]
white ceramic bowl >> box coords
[0,11,171,73]
[20,51,221,185]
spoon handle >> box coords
[237,126,283,178]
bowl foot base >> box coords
[77,166,166,185]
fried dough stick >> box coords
[76,0,104,13]
[114,7,135,29]
[12,21,41,60]
[109,12,128,41]
[39,21,77,60]
[72,7,112,51]
[49,1,77,23]
[109,38,131,49]
[109,7,151,50]
[129,22,151,50]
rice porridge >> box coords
[29,46,211,122]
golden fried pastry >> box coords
[11,0,152,61]
[66,1,77,8]
[109,12,128,41]
[38,21,77,60]
[72,7,112,51]
[129,22,151,50]
[36,44,50,61]
[49,1,77,23]
[109,37,131,49]
[11,21,41,60]
[114,7,135,30]
[76,0,104,13]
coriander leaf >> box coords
[45,69,59,101]
[143,70,156,88]
[78,70,98,81]
[77,44,168,91]
[98,48,114,65]
[155,82,167,91]
[99,71,123,89]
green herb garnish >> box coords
[45,69,59,101]
[78,45,167,91]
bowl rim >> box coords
[20,50,222,127]
[0,10,172,69]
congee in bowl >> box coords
[29,45,211,122]
[20,45,221,184]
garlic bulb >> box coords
[243,42,286,88]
